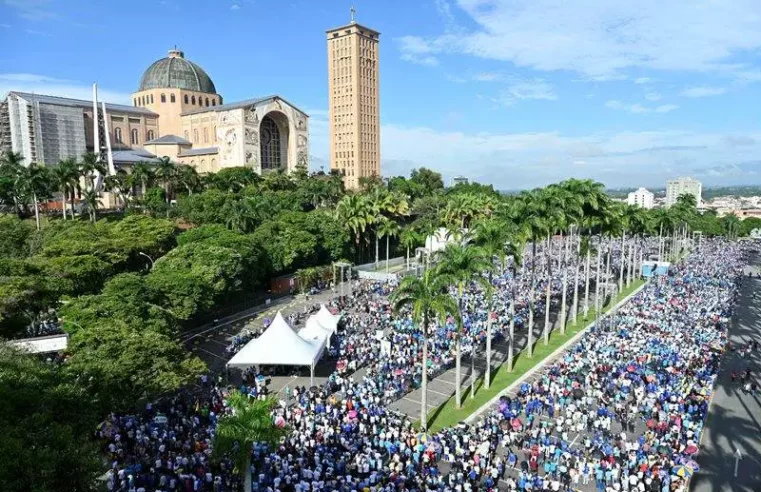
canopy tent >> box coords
[316,304,342,330]
[227,311,325,385]
[299,316,334,345]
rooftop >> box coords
[180,95,308,117]
[178,147,218,157]
[7,91,157,117]
[144,134,191,145]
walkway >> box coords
[691,256,761,492]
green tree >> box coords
[0,347,101,492]
[390,268,458,428]
[65,320,206,412]
[213,393,287,492]
[129,161,154,196]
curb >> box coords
[464,280,649,425]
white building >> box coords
[627,187,655,209]
[451,176,469,186]
[666,177,702,207]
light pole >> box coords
[138,251,155,270]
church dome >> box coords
[138,49,216,94]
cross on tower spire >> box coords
[350,5,356,23]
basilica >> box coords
[0,48,309,176]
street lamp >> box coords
[138,252,155,270]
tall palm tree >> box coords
[17,163,52,230]
[378,217,401,273]
[435,242,490,407]
[80,187,101,223]
[336,194,375,263]
[518,190,549,357]
[399,226,421,271]
[79,152,106,190]
[472,218,510,388]
[175,164,201,195]
[0,150,26,215]
[540,185,567,345]
[130,161,154,196]
[390,269,458,428]
[52,159,77,219]
[213,393,287,492]
[154,157,176,203]
[504,236,524,372]
[104,171,131,209]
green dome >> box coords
[138,49,216,94]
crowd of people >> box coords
[99,238,746,492]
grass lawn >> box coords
[423,278,646,432]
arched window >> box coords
[133,98,137,106]
[184,130,189,141]
[211,99,216,106]
[147,130,155,141]
[115,127,123,143]
[150,94,154,104]
[170,93,175,103]
[205,97,210,106]
[200,159,206,170]
[260,115,282,170]
[191,96,196,105]
[130,128,139,145]
[193,129,198,143]
[203,128,208,143]
[160,93,166,103]
[184,94,189,104]
[211,158,216,170]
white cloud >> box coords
[680,86,727,97]
[0,73,132,104]
[644,92,662,101]
[4,0,57,21]
[0,23,11,28]
[605,99,678,114]
[230,4,240,10]
[499,79,557,104]
[397,0,761,78]
[634,77,655,84]
[396,36,439,66]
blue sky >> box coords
[2,0,761,189]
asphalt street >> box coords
[691,253,761,492]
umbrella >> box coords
[511,418,523,430]
[646,375,656,383]
[657,445,670,455]
[646,419,657,429]
[627,365,637,373]
[672,465,694,478]
[684,460,700,472]
[572,388,584,399]
[275,416,286,428]
[348,410,358,420]
[685,444,699,455]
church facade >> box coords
[0,48,309,176]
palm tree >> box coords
[130,161,154,196]
[104,171,131,209]
[472,218,510,388]
[52,159,77,220]
[213,393,287,492]
[434,242,490,407]
[175,164,201,195]
[540,185,567,345]
[504,236,525,372]
[390,269,458,428]
[378,217,401,273]
[0,150,26,215]
[368,187,409,267]
[17,163,53,230]
[399,226,421,271]
[79,152,106,190]
[518,190,549,357]
[336,194,375,263]
[154,157,176,203]
[80,187,101,222]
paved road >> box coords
[691,255,761,492]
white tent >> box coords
[227,311,325,385]
[316,304,341,331]
[299,316,334,344]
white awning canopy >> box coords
[316,304,341,331]
[7,334,68,354]
[227,311,325,369]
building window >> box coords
[193,129,199,143]
[184,94,189,104]
[133,98,137,106]
[184,130,189,141]
[212,99,216,106]
[191,96,196,105]
[160,93,166,103]
[147,130,155,141]
[203,128,208,143]
[205,97,210,107]
[115,127,123,143]
[130,128,139,145]
[260,115,282,170]
[170,93,175,103]
[150,94,154,104]
[213,126,217,142]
